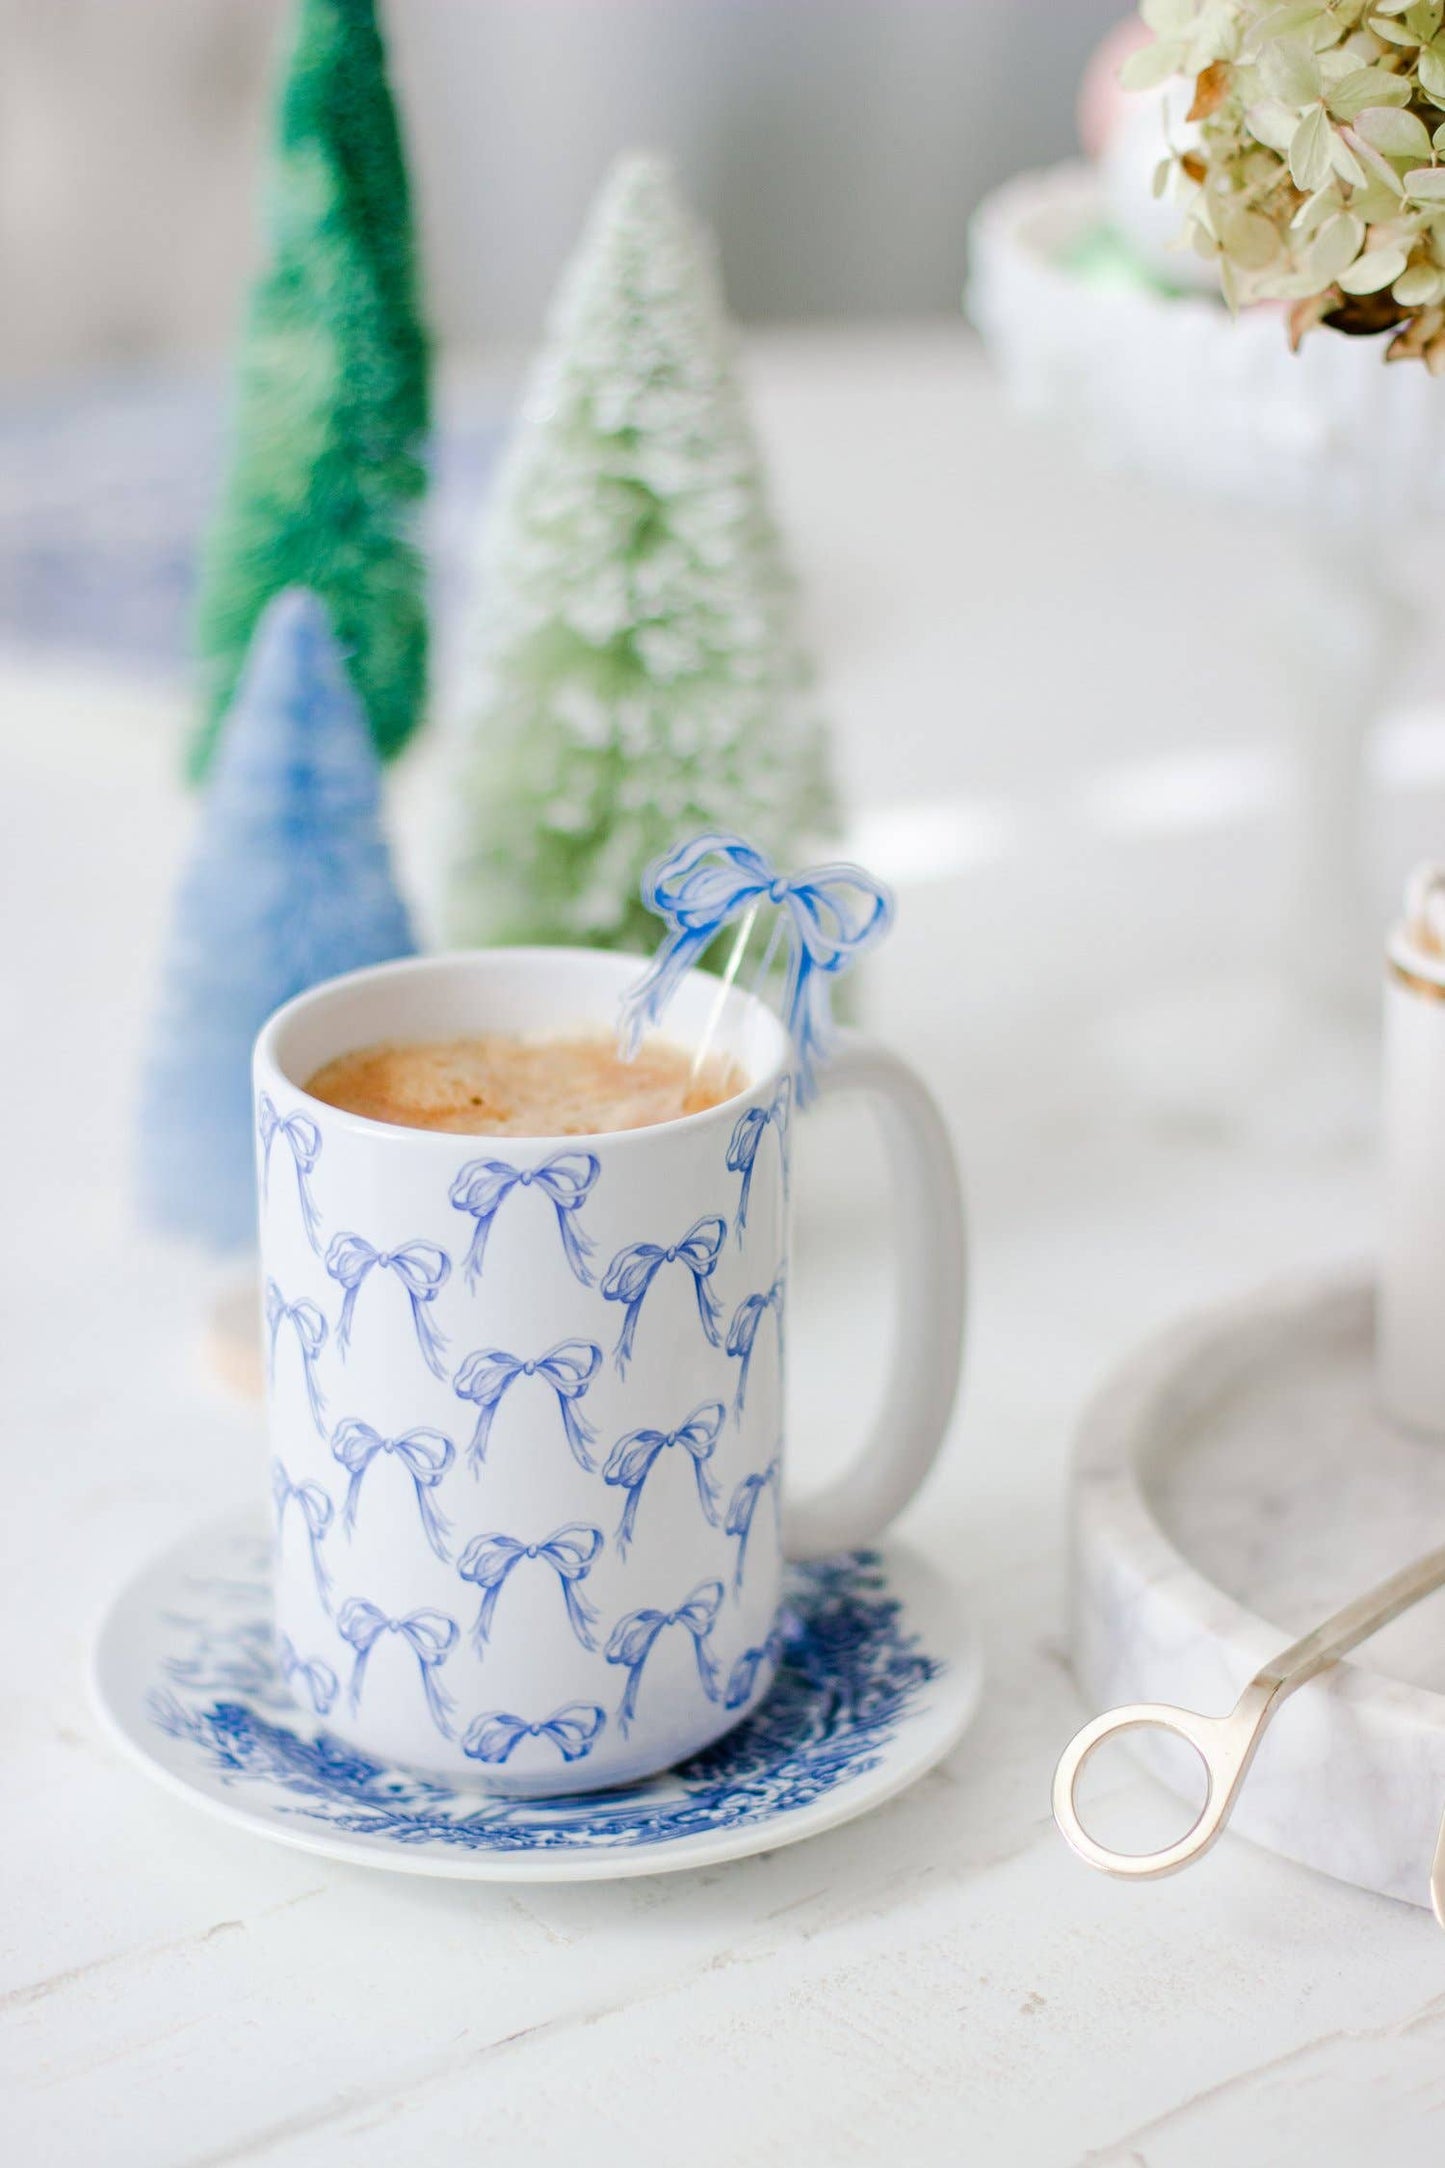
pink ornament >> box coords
[1077,15,1152,160]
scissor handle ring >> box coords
[1051,1702,1245,1880]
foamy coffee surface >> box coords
[304,1033,744,1137]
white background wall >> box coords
[0,0,1123,380]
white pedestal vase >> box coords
[968,164,1443,1115]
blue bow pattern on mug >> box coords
[257,1094,325,1253]
[725,1270,787,1421]
[603,1401,725,1556]
[449,1150,600,1288]
[724,1452,783,1594]
[264,1278,329,1434]
[726,1077,791,1239]
[276,1632,338,1717]
[331,1419,455,1563]
[461,1702,606,1767]
[270,1458,333,1610]
[335,1599,458,1738]
[601,1215,726,1374]
[452,1340,602,1471]
[618,831,894,1105]
[724,1617,789,1710]
[456,1524,603,1653]
[604,1579,724,1734]
[326,1233,451,1378]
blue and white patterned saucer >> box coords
[91,1515,981,1881]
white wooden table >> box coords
[7,329,1445,2167]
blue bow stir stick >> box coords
[619,831,895,1106]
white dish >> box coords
[92,1513,982,1882]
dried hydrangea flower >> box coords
[1125,0,1445,363]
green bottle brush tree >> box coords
[443,153,837,955]
[190,0,431,782]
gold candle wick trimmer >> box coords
[1053,1544,1445,1920]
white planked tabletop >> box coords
[6,327,1445,2168]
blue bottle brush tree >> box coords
[139,587,416,1248]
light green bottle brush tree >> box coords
[189,0,431,781]
[443,153,837,954]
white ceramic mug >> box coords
[254,948,965,1794]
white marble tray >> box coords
[1073,1268,1445,1908]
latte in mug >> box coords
[306,1032,744,1137]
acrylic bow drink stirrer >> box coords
[1053,1541,1445,1912]
[618,831,895,1103]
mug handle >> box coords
[782,1031,966,1560]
